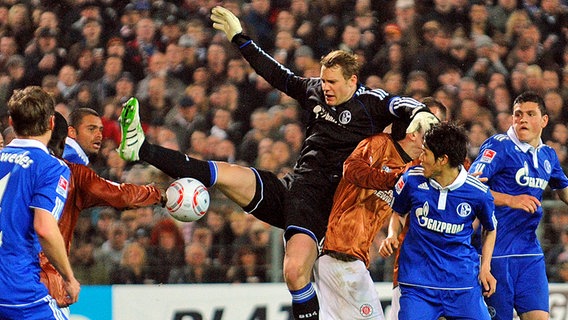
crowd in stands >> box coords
[0,0,567,285]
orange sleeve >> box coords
[343,136,401,191]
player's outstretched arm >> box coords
[479,228,497,297]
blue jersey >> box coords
[392,166,496,289]
[469,127,568,257]
[0,139,69,305]
[62,137,89,165]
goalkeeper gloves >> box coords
[407,111,440,134]
[211,6,243,41]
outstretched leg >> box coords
[118,97,256,207]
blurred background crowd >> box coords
[0,0,567,285]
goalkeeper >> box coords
[118,6,438,319]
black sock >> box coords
[290,283,319,319]
[139,141,215,187]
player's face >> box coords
[404,131,426,160]
[419,146,442,179]
[320,65,357,106]
[69,114,103,155]
[512,101,548,148]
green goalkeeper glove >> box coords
[211,6,243,41]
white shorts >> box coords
[390,286,401,320]
[314,254,385,320]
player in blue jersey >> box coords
[380,123,497,320]
[469,91,568,320]
[62,108,103,165]
[0,86,80,319]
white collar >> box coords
[429,165,468,191]
[6,138,49,154]
[506,126,544,153]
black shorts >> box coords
[243,168,341,243]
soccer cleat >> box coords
[118,97,145,161]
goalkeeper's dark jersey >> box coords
[234,34,427,176]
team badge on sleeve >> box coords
[480,149,496,163]
[56,175,69,198]
[395,177,405,194]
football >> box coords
[165,178,210,222]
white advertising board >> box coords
[69,283,568,320]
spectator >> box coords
[228,210,253,252]
[164,95,209,152]
[205,208,235,267]
[413,26,458,89]
[72,47,103,82]
[6,4,34,54]
[467,35,509,84]
[105,37,126,61]
[91,55,124,108]
[226,57,258,134]
[24,27,65,86]
[146,218,185,284]
[124,17,163,82]
[159,15,183,46]
[168,243,226,284]
[243,0,275,52]
[313,14,341,58]
[57,64,80,101]
[488,0,520,34]
[466,0,497,38]
[543,68,561,92]
[138,76,174,128]
[418,0,466,34]
[95,220,129,273]
[70,240,110,285]
[227,247,269,283]
[0,35,18,71]
[165,42,194,85]
[205,42,230,88]
[135,51,185,103]
[525,65,545,95]
[238,108,276,165]
[110,242,154,284]
[113,71,136,104]
[0,55,28,109]
[69,17,105,67]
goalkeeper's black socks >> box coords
[139,141,214,187]
[290,283,319,319]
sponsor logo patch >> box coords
[481,149,496,163]
[395,178,405,194]
[56,175,68,197]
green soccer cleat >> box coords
[118,97,145,161]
